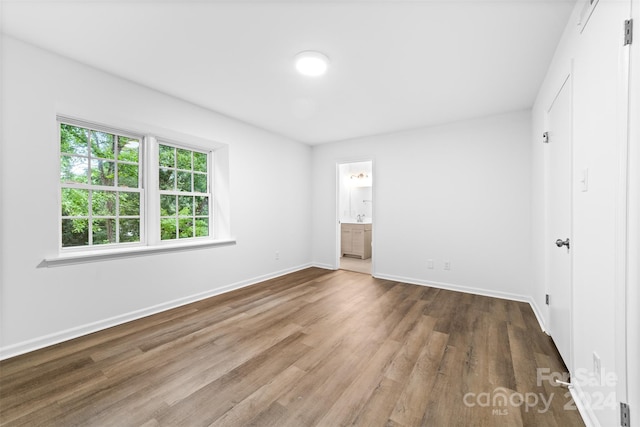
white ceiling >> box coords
[1,0,575,145]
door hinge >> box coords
[621,402,630,427]
[545,294,550,305]
[543,132,549,143]
[624,19,633,46]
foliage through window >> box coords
[158,143,210,240]
[60,122,142,247]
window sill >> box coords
[41,238,237,268]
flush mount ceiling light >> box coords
[295,51,329,77]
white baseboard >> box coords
[0,263,314,360]
[374,272,548,333]
[569,382,601,427]
[1,266,551,365]
[528,297,548,334]
[311,262,337,270]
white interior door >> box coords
[547,75,573,371]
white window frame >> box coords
[58,117,146,251]
[153,139,214,244]
[48,117,234,267]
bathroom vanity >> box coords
[341,222,372,260]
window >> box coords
[58,118,219,253]
[60,122,143,248]
[158,143,211,240]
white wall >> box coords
[531,1,634,425]
[0,36,312,358]
[312,111,534,303]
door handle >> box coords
[555,238,570,249]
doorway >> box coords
[337,161,373,274]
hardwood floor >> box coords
[0,268,584,427]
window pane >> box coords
[119,192,140,216]
[60,124,88,155]
[178,218,194,238]
[93,219,116,245]
[91,159,115,186]
[177,171,192,192]
[193,173,207,193]
[195,196,208,216]
[159,168,175,190]
[177,148,192,170]
[62,188,89,216]
[118,137,139,162]
[159,145,175,168]
[160,195,176,216]
[119,219,140,243]
[160,218,177,240]
[195,218,209,237]
[92,190,116,216]
[193,152,207,172]
[118,164,139,188]
[90,131,115,159]
[178,196,193,216]
[59,121,145,249]
[61,156,88,184]
[62,219,89,247]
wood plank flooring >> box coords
[0,268,584,426]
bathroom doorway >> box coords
[337,161,373,275]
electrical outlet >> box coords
[593,352,601,385]
[444,261,451,271]
[427,259,434,269]
[275,251,280,260]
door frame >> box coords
[614,0,634,406]
[335,159,375,274]
[626,0,639,412]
